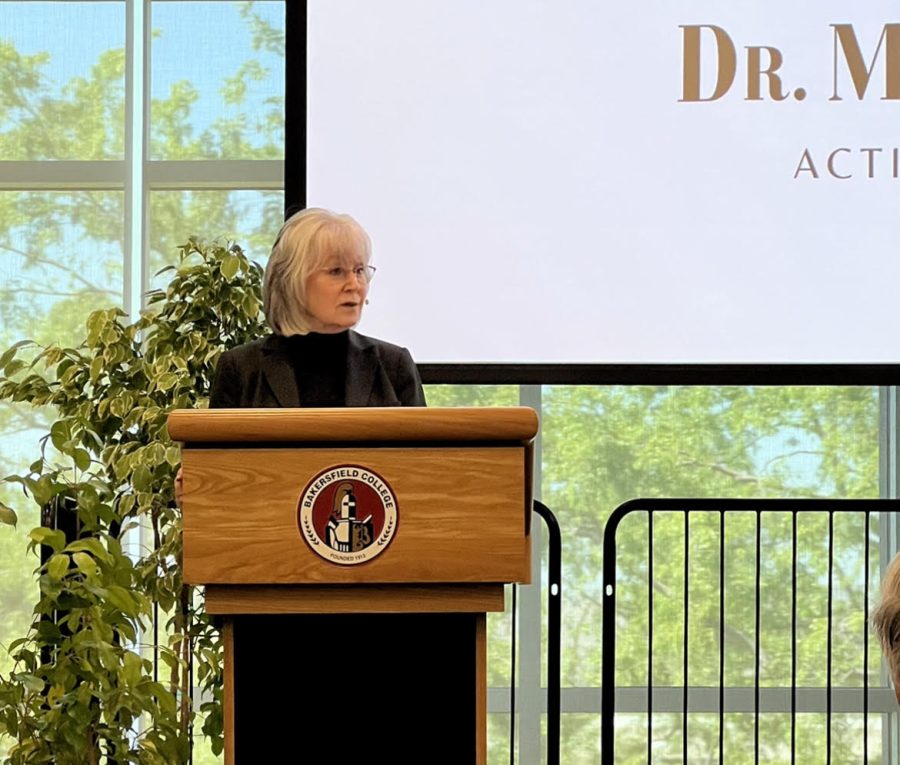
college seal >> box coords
[297,464,398,565]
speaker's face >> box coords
[304,257,370,333]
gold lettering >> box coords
[680,25,736,102]
[746,46,788,101]
[831,24,900,101]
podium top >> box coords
[168,406,538,444]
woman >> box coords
[199,209,433,760]
[175,208,425,503]
[208,207,425,409]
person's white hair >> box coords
[873,552,900,702]
[263,208,372,336]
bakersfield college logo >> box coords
[297,465,398,565]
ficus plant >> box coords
[0,240,265,764]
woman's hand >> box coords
[175,466,184,508]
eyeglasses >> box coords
[319,264,377,283]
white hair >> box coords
[263,207,372,336]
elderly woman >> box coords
[873,553,900,703]
[209,206,425,409]
[174,208,423,502]
[200,209,438,761]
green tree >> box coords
[541,385,880,763]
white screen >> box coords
[307,1,900,363]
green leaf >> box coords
[66,538,109,561]
[13,673,44,694]
[165,446,181,467]
[72,551,98,579]
[0,339,33,371]
[156,372,178,391]
[89,356,104,382]
[220,253,240,280]
[104,585,140,617]
[3,358,26,376]
[86,310,107,346]
[50,420,70,451]
[47,553,69,581]
[47,684,65,707]
[30,527,66,553]
[132,464,151,492]
[73,449,92,472]
[123,650,146,687]
[0,501,17,527]
[109,396,126,418]
[242,290,259,317]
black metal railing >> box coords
[601,498,900,764]
[507,500,562,764]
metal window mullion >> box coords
[683,511,690,761]
[647,511,653,764]
[125,0,154,740]
[880,386,900,765]
[124,0,148,321]
[518,384,543,765]
[145,159,284,189]
[864,510,870,764]
[0,161,125,190]
[827,511,834,764]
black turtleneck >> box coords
[282,331,349,407]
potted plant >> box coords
[0,240,265,764]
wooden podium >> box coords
[168,407,537,764]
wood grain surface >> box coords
[204,583,506,614]
[182,446,531,585]
[168,406,538,443]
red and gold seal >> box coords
[297,464,398,565]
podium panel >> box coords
[183,446,529,585]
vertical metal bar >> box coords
[123,0,144,321]
[124,5,151,757]
[791,510,798,765]
[532,501,561,765]
[284,1,307,215]
[864,510,870,764]
[602,505,636,765]
[648,510,653,765]
[719,510,725,765]
[879,385,900,765]
[683,511,690,763]
[827,510,834,765]
[188,616,194,765]
[754,510,761,765]
[153,600,159,684]
[509,583,517,765]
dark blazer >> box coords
[208,331,426,408]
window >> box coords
[0,3,284,762]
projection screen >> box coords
[306,1,900,364]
